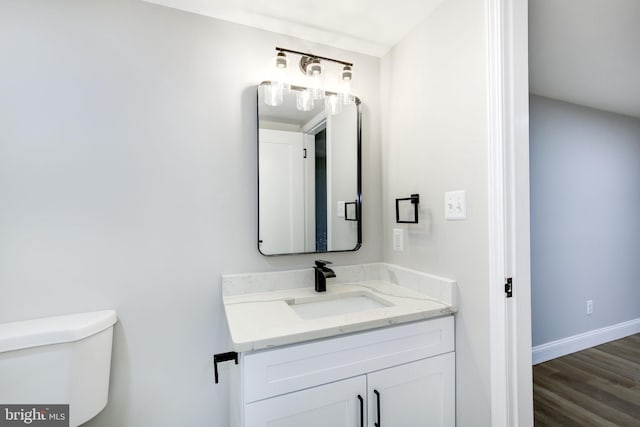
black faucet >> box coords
[314,260,336,292]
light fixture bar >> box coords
[275,47,353,67]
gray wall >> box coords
[0,1,382,426]
[530,95,640,346]
[381,0,492,425]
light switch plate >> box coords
[336,201,345,218]
[445,190,467,220]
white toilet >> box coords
[0,310,117,426]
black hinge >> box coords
[505,277,513,298]
[303,148,307,158]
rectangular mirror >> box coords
[257,82,361,256]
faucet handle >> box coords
[314,260,333,268]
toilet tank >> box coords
[0,310,117,426]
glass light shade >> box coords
[307,59,324,100]
[270,53,290,97]
[339,65,354,104]
[309,82,324,100]
[263,83,283,107]
[272,68,290,94]
[339,80,354,105]
[324,94,342,115]
[296,89,314,111]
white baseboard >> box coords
[532,317,640,365]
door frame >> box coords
[487,0,533,425]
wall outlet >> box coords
[445,190,467,220]
[393,228,404,252]
[586,300,593,315]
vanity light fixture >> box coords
[265,47,355,112]
[264,51,290,106]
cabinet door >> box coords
[245,375,366,427]
[367,352,455,427]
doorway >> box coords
[528,0,640,424]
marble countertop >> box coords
[222,263,457,352]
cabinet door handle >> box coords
[357,395,364,427]
[373,389,381,427]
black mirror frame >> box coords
[256,82,362,256]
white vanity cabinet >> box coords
[230,316,455,427]
[244,376,366,427]
[366,352,455,426]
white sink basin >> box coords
[286,292,392,320]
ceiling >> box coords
[529,0,640,118]
[143,0,640,118]
[142,0,444,57]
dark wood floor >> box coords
[533,333,640,426]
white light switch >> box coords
[393,228,404,252]
[445,190,467,220]
[336,201,345,218]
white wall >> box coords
[0,1,382,426]
[380,0,491,425]
[530,95,640,346]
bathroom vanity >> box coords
[222,263,457,427]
